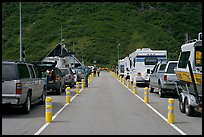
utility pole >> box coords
[82,47,84,66]
[117,43,120,61]
[19,2,22,61]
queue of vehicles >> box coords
[117,32,202,117]
[2,56,87,114]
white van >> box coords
[118,59,125,77]
[129,48,167,85]
[124,56,131,80]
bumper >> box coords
[2,98,18,105]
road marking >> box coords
[116,78,187,135]
[34,88,83,135]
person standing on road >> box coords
[97,68,100,77]
[84,66,89,87]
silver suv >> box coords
[2,61,46,114]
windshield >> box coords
[2,64,18,81]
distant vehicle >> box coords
[46,67,65,94]
[74,68,85,82]
[129,48,167,85]
[174,32,202,116]
[42,56,69,68]
[2,61,46,114]
[149,61,178,97]
[34,62,65,94]
[60,68,75,88]
[71,68,78,83]
[118,59,125,77]
[124,56,130,80]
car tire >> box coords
[22,93,31,114]
[158,87,164,97]
[149,85,154,93]
[39,87,46,105]
[184,98,194,116]
[179,96,185,113]
[57,83,62,95]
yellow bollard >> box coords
[76,82,79,94]
[144,87,149,104]
[66,87,71,103]
[123,77,125,85]
[120,76,122,82]
[81,79,85,89]
[88,76,90,84]
[133,82,137,94]
[168,98,174,124]
[127,79,130,89]
[45,97,52,123]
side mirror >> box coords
[147,69,150,74]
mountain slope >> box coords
[2,2,202,67]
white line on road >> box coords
[116,78,187,135]
[34,89,83,135]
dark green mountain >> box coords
[2,2,202,67]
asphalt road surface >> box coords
[2,71,202,135]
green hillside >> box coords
[2,2,202,67]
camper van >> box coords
[174,32,202,116]
[124,56,131,80]
[118,59,125,77]
[129,48,167,85]
[42,56,69,68]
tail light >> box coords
[164,75,167,81]
[55,76,59,80]
[16,83,22,94]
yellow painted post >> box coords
[123,77,125,85]
[45,97,52,123]
[127,79,130,89]
[168,98,174,124]
[120,76,122,82]
[81,79,85,89]
[144,87,149,104]
[133,82,137,94]
[76,82,79,94]
[66,87,71,103]
[88,76,90,84]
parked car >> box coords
[2,61,46,114]
[60,68,75,88]
[46,67,65,94]
[149,61,178,97]
[71,68,78,83]
[74,68,85,82]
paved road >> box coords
[2,71,202,135]
[39,72,185,135]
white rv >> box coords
[42,56,69,68]
[118,59,125,77]
[124,56,131,80]
[129,48,167,84]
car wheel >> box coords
[184,98,194,116]
[179,96,185,113]
[39,87,46,105]
[158,87,164,97]
[57,83,62,95]
[149,85,154,93]
[22,93,31,114]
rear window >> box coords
[2,64,18,80]
[60,69,69,75]
[17,64,30,79]
[166,63,177,74]
[159,64,166,71]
